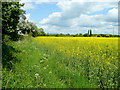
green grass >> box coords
[2,37,97,88]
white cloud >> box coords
[40,12,61,24]
[20,0,119,3]
[20,0,33,3]
[105,8,118,22]
[21,2,35,10]
[39,2,118,34]
[34,0,52,4]
[57,2,117,19]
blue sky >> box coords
[21,1,118,34]
[25,2,61,23]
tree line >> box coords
[41,30,120,37]
[43,33,120,37]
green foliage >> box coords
[33,32,119,37]
[90,29,92,36]
[38,28,46,36]
[32,30,39,37]
[78,33,83,37]
[83,33,89,37]
[2,41,20,70]
[88,30,90,36]
[17,20,46,37]
[2,2,25,41]
[87,30,92,37]
[17,20,38,35]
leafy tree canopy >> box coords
[17,20,38,34]
[2,2,25,41]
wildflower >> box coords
[43,84,46,86]
[46,65,49,67]
[35,73,39,78]
[33,65,39,67]
[43,67,47,69]
[43,54,46,56]
[49,71,52,74]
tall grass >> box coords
[2,37,119,88]
[2,37,96,88]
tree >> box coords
[17,20,38,35]
[90,29,92,36]
[83,33,89,37]
[79,33,83,37]
[2,2,25,69]
[38,28,46,36]
[2,2,25,41]
[88,30,90,36]
[66,34,70,36]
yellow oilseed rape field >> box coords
[34,37,119,88]
[2,37,119,88]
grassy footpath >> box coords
[2,37,96,88]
